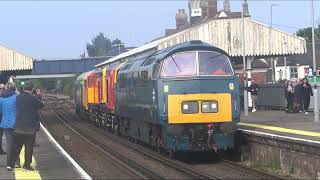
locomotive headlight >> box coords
[201,101,218,113]
[181,101,198,114]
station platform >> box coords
[238,110,320,142]
[0,125,88,179]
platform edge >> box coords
[40,123,92,180]
[239,128,320,145]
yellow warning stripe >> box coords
[14,146,41,180]
[238,122,320,137]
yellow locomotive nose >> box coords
[168,93,232,124]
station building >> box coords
[0,44,33,83]
[162,0,306,84]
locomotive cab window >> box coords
[199,52,233,76]
[162,52,196,77]
[161,51,233,77]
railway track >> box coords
[56,109,284,180]
[53,109,220,179]
[53,111,161,180]
[43,94,285,179]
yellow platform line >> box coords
[14,146,41,180]
[238,122,320,137]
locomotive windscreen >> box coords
[161,51,233,77]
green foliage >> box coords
[86,32,125,57]
[14,75,78,100]
[296,27,320,43]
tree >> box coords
[296,27,320,43]
[86,32,112,57]
[86,33,125,57]
[112,38,124,46]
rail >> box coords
[57,110,221,180]
[54,110,161,180]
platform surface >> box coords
[239,110,320,142]
[0,129,82,179]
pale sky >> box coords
[0,1,319,59]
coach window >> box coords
[140,70,149,87]
[162,52,196,77]
[199,52,233,76]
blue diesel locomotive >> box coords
[75,41,240,153]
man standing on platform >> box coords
[295,79,304,113]
[248,80,260,112]
[0,84,6,155]
[7,81,44,171]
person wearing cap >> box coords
[0,83,5,155]
[7,81,43,171]
[0,82,20,169]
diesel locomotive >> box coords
[75,41,240,153]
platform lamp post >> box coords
[242,0,248,116]
[270,4,278,83]
[311,0,319,122]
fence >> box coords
[241,83,320,111]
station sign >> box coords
[307,76,320,83]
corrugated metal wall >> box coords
[0,45,33,71]
[158,17,306,57]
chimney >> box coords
[243,0,249,16]
[200,0,208,20]
[223,0,231,13]
[189,0,202,25]
[207,0,217,18]
[176,9,188,30]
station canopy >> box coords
[0,45,33,71]
[96,17,306,67]
[157,17,306,57]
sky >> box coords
[0,1,319,59]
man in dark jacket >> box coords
[7,81,44,171]
[294,79,304,112]
[248,80,259,112]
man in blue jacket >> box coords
[0,82,20,170]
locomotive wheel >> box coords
[94,116,99,127]
[99,118,104,129]
[101,119,106,130]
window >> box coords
[152,61,161,79]
[290,67,298,79]
[278,69,283,80]
[140,70,149,87]
[162,52,196,77]
[199,52,233,76]
[161,51,233,78]
[142,57,157,66]
[121,63,134,71]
